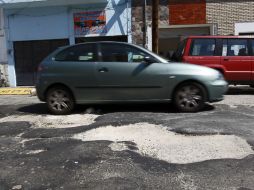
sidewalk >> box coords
[0,87,35,95]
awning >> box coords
[0,0,108,8]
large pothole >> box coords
[73,123,254,164]
[0,114,99,128]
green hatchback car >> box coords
[36,41,228,115]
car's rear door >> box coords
[183,38,221,68]
[95,43,170,101]
[221,38,252,82]
[52,43,98,102]
[250,39,254,82]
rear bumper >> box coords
[207,80,228,102]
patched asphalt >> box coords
[0,95,254,189]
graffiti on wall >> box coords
[74,11,107,36]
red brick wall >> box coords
[169,0,206,25]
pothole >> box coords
[0,114,99,128]
[73,123,254,164]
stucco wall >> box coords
[206,0,254,35]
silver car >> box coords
[36,41,228,114]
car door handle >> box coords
[98,67,109,73]
[224,58,230,61]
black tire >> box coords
[173,82,207,112]
[46,86,74,115]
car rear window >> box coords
[190,39,216,56]
[55,44,97,62]
[222,39,249,56]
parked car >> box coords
[36,41,228,115]
[172,36,254,86]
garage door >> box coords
[14,39,69,86]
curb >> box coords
[0,87,36,95]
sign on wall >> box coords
[74,11,107,36]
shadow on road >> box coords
[227,86,254,95]
[18,103,48,114]
[17,103,215,115]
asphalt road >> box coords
[0,86,254,190]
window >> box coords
[100,43,152,63]
[190,39,216,56]
[222,39,249,56]
[251,40,254,55]
[55,44,97,62]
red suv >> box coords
[172,36,254,86]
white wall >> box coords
[235,22,254,35]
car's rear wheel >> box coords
[46,86,74,115]
[173,82,207,112]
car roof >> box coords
[73,41,130,45]
[61,41,135,49]
[188,35,254,39]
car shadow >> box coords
[227,86,254,95]
[18,103,49,115]
[17,103,215,115]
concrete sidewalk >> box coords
[0,87,35,95]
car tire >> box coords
[173,82,207,112]
[46,86,74,115]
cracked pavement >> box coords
[0,87,254,190]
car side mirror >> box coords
[143,56,154,64]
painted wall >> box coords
[6,7,70,42]
[0,8,6,63]
[5,0,130,42]
[0,8,8,85]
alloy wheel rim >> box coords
[176,85,202,110]
[48,90,71,111]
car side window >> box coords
[222,39,249,56]
[100,43,152,63]
[190,39,216,56]
[55,44,97,62]
[251,40,254,55]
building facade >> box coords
[206,0,254,35]
[0,0,131,86]
[1,0,254,86]
[132,0,254,58]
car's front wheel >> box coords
[46,86,74,115]
[173,82,207,112]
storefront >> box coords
[1,0,131,86]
